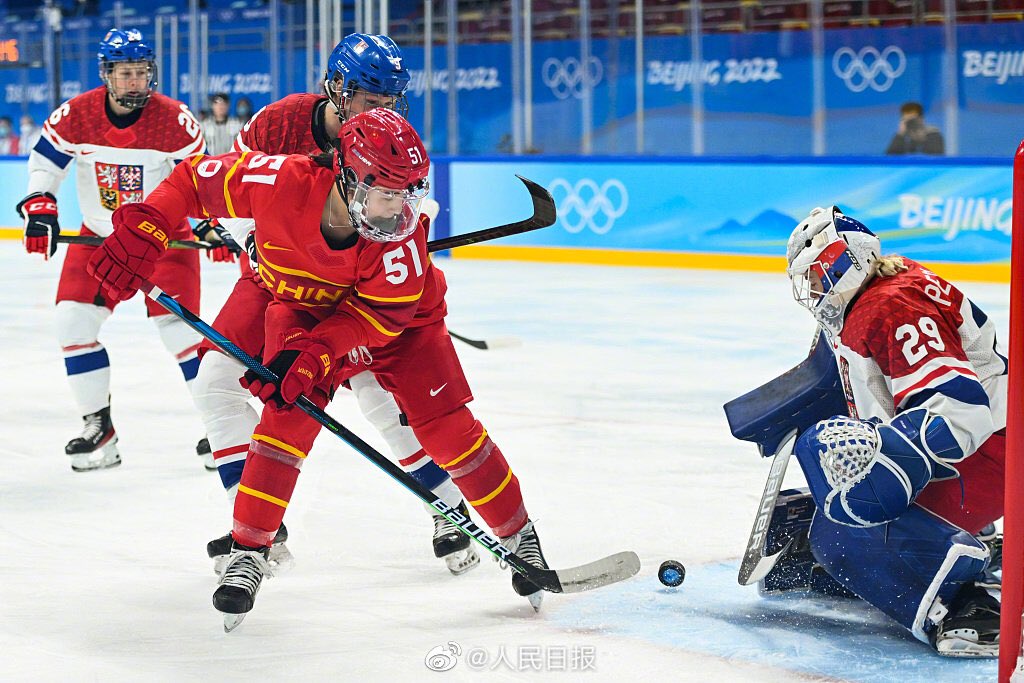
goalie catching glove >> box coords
[795,408,965,527]
[17,192,61,260]
[86,205,169,301]
[240,329,335,408]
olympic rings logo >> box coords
[550,178,628,235]
[541,57,603,100]
[832,46,906,93]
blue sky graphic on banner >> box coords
[449,159,1012,263]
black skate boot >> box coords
[208,523,290,575]
[431,502,480,576]
[65,407,120,472]
[196,437,216,471]
[500,520,549,611]
[213,541,272,632]
[933,582,1000,658]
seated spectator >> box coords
[0,115,20,155]
[18,114,40,155]
[886,102,945,155]
[234,96,254,123]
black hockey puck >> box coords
[658,560,686,587]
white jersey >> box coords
[27,86,205,237]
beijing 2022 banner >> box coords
[449,159,1012,264]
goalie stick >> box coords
[54,174,557,254]
[723,329,846,586]
[139,280,639,599]
[736,431,797,585]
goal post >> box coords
[999,141,1024,683]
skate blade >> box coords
[526,591,543,612]
[444,548,480,576]
[935,637,999,658]
[223,613,247,633]
[71,454,122,472]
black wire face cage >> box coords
[100,60,158,111]
[324,77,409,121]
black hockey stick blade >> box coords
[737,430,798,586]
[427,175,556,253]
[449,330,522,351]
[56,234,214,250]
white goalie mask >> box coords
[786,206,880,336]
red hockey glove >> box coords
[16,192,60,260]
[86,208,169,302]
[240,330,335,408]
[192,218,240,263]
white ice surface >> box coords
[0,243,1006,682]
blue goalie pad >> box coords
[759,489,856,597]
[724,331,848,458]
[809,504,989,643]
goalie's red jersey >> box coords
[138,150,447,356]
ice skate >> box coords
[65,407,120,472]
[208,523,291,575]
[196,437,216,471]
[500,520,549,611]
[933,583,1000,658]
[432,502,480,576]
[213,542,273,632]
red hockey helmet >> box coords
[340,109,430,242]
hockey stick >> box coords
[53,175,556,255]
[140,280,639,595]
[448,330,522,351]
[737,431,798,586]
[57,234,214,250]
[425,175,557,252]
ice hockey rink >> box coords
[0,242,1006,682]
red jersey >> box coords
[138,150,447,357]
[834,259,1006,460]
[233,93,330,156]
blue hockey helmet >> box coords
[323,33,410,120]
[98,28,157,110]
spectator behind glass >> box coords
[18,114,41,155]
[886,102,945,156]
[0,115,20,155]
[234,96,254,122]
[201,92,242,154]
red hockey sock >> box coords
[413,407,528,538]
[232,404,322,547]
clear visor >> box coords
[349,180,429,242]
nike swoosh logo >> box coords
[80,150,96,156]
[429,383,448,397]
[262,241,291,251]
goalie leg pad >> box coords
[759,489,855,597]
[809,504,989,642]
